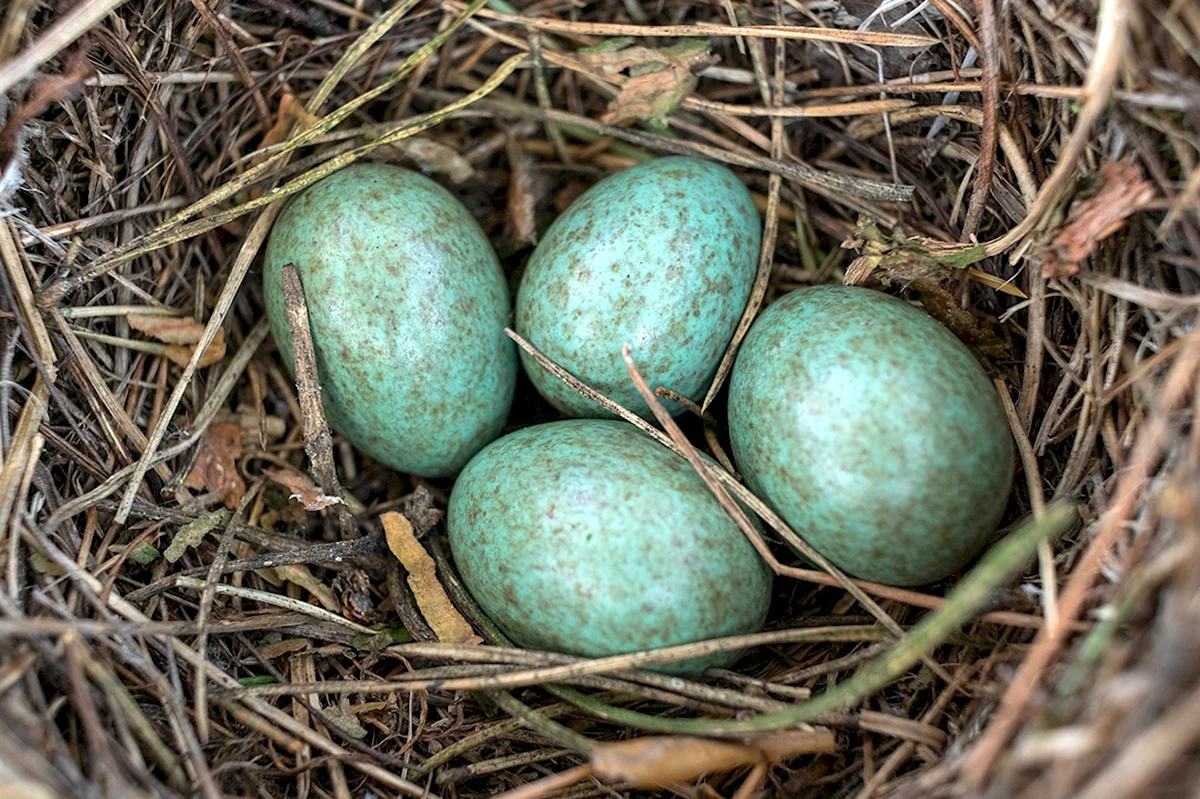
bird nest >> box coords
[1,0,1197,797]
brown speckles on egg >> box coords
[514,157,761,419]
[447,420,772,674]
[727,286,1014,586]
[262,163,517,478]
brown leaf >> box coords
[184,422,246,509]
[250,93,305,200]
[260,92,299,153]
[578,40,715,127]
[127,313,206,344]
[403,484,443,536]
[271,563,340,611]
[382,512,480,644]
[602,67,698,127]
[263,467,343,511]
[1042,161,1155,279]
[590,730,836,788]
[257,638,311,659]
[163,329,226,368]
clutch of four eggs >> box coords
[263,157,1013,664]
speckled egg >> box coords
[728,286,1013,586]
[516,157,760,418]
[448,419,772,670]
[263,163,517,478]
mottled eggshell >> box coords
[728,286,1014,586]
[516,157,761,418]
[263,163,517,478]
[448,419,772,671]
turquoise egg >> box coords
[728,286,1013,586]
[516,157,760,417]
[263,163,517,477]
[448,419,772,671]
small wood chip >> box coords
[382,512,481,645]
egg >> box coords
[448,419,772,671]
[727,286,1013,586]
[516,157,761,418]
[263,163,517,478]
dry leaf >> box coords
[590,730,836,788]
[382,512,480,644]
[579,40,715,127]
[164,329,226,368]
[578,39,712,75]
[263,467,343,511]
[403,484,444,536]
[184,422,246,509]
[250,93,314,200]
[386,137,474,183]
[127,312,206,344]
[603,68,698,126]
[323,697,369,740]
[270,563,340,611]
[1042,161,1155,279]
[260,93,299,153]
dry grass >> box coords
[1,0,1198,797]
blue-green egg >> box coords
[263,163,517,478]
[516,157,761,417]
[448,419,772,671]
[728,286,1014,586]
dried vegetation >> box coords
[0,0,1198,797]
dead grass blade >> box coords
[456,3,939,47]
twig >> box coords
[624,343,953,684]
[961,0,1000,240]
[174,576,377,635]
[44,50,529,318]
[280,264,353,538]
[422,90,915,203]
[1075,681,1200,799]
[1018,269,1046,429]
